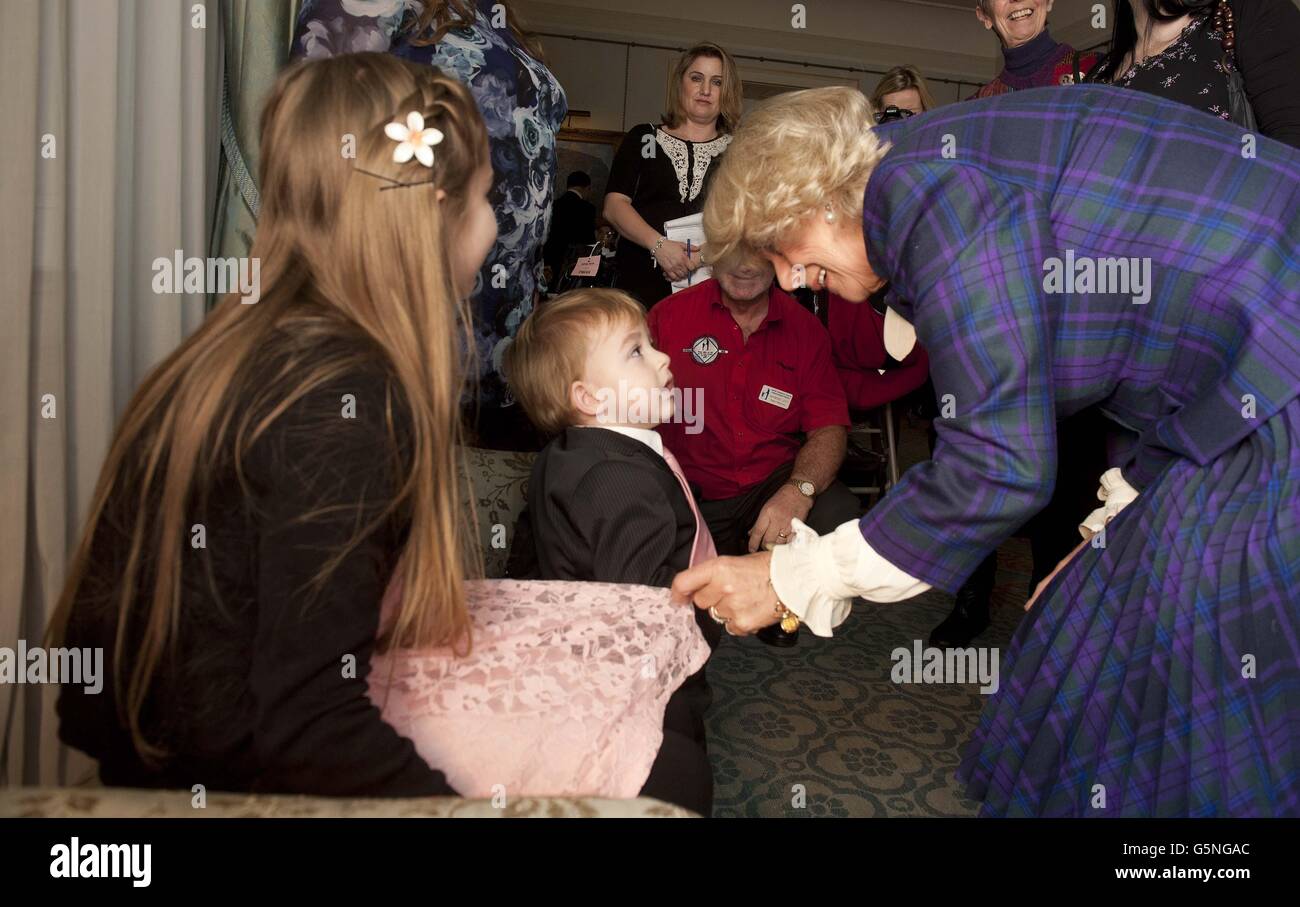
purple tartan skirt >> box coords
[958,398,1300,816]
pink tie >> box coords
[661,446,718,567]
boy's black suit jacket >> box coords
[509,425,720,649]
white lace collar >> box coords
[654,128,733,203]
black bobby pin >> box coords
[354,166,437,191]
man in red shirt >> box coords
[648,253,860,646]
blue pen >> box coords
[687,239,692,258]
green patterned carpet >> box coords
[704,415,1037,817]
[704,540,1034,817]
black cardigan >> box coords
[57,338,454,797]
[1233,0,1300,149]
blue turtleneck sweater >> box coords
[973,28,1085,97]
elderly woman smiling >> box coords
[673,84,1300,817]
[971,0,1099,96]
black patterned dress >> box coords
[1092,15,1235,123]
[605,124,731,307]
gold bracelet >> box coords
[650,236,667,267]
[767,579,801,632]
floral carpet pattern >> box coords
[704,415,1035,818]
[704,540,1032,818]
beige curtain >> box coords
[208,0,302,288]
[0,0,220,787]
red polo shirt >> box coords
[647,279,849,501]
[826,293,931,412]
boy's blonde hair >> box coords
[505,289,647,436]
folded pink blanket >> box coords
[369,578,710,798]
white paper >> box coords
[663,212,711,293]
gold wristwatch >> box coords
[788,477,816,498]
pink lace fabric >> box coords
[368,578,711,799]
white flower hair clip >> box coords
[355,111,446,191]
[385,111,444,167]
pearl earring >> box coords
[823,205,836,224]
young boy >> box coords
[503,289,720,750]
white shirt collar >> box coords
[583,424,664,458]
[883,307,917,360]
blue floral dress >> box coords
[293,0,568,447]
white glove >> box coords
[1079,467,1139,538]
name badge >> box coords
[571,255,600,277]
[758,385,793,410]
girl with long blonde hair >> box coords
[49,53,496,795]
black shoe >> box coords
[928,596,990,648]
[929,555,995,648]
[757,622,800,647]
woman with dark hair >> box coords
[1087,0,1300,148]
[602,42,742,307]
[293,0,567,450]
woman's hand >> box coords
[670,550,781,636]
[654,239,694,282]
[747,485,813,552]
[687,242,705,272]
[1024,531,1093,612]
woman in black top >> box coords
[603,42,741,307]
[50,55,498,798]
[1088,0,1300,148]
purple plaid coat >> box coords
[858,86,1300,815]
[860,85,1299,592]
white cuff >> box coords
[769,518,931,637]
[1079,467,1139,538]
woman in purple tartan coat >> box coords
[674,83,1300,816]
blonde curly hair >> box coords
[703,86,890,267]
